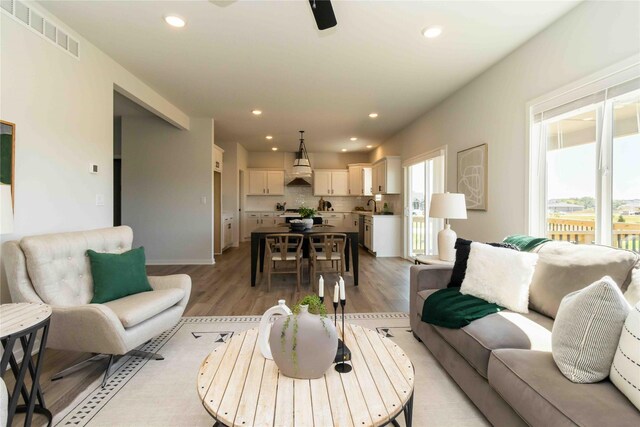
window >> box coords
[403,149,445,259]
[529,61,640,252]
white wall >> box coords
[121,117,214,264]
[217,141,248,246]
[0,4,189,301]
[372,1,640,242]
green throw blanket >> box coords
[503,234,550,252]
[421,287,503,329]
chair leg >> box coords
[101,355,115,388]
[296,258,301,291]
[267,259,272,292]
[51,354,108,381]
[129,350,164,360]
[340,256,345,277]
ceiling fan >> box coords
[209,0,337,31]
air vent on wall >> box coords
[0,0,80,59]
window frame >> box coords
[526,56,640,243]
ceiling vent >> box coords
[1,1,80,59]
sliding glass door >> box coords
[404,152,445,259]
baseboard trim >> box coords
[146,259,215,265]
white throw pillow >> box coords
[552,277,630,383]
[610,302,640,410]
[460,242,538,313]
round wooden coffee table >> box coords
[197,323,414,427]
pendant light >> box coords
[292,130,312,176]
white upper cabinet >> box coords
[266,171,285,195]
[348,164,372,196]
[313,171,332,196]
[372,157,401,194]
[247,170,284,195]
[313,170,349,196]
[331,170,349,196]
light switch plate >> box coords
[95,194,105,206]
[89,163,99,174]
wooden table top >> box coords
[252,225,358,235]
[0,303,52,339]
[197,323,414,427]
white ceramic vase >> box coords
[269,305,338,379]
[301,218,314,229]
[258,299,292,360]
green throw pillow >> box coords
[88,247,152,304]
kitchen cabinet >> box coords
[363,216,373,250]
[313,170,349,196]
[372,157,401,195]
[214,145,224,173]
[348,164,372,196]
[247,170,285,195]
[319,212,344,226]
[222,213,234,250]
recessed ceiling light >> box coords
[272,147,278,151]
[266,135,273,140]
[350,137,358,141]
[422,26,442,39]
[582,118,594,121]
[368,113,378,118]
[252,109,262,116]
[366,145,373,149]
[341,148,347,152]
[164,15,186,28]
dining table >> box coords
[250,225,360,287]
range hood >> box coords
[287,177,312,187]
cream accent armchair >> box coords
[2,226,191,386]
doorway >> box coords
[404,150,445,260]
[239,170,245,241]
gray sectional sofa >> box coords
[409,241,640,427]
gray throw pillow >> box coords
[529,242,638,319]
[552,276,630,383]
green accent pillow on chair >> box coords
[88,247,153,304]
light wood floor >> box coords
[21,243,413,425]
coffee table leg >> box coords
[404,392,414,427]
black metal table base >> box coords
[1,317,52,427]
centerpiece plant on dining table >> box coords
[297,207,317,229]
[268,294,338,379]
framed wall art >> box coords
[457,143,487,211]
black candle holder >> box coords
[335,298,352,373]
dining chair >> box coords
[308,233,347,287]
[264,234,304,291]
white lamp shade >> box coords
[429,193,467,219]
[0,184,14,234]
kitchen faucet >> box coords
[367,199,377,213]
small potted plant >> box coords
[268,294,338,379]
[297,207,317,229]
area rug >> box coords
[54,313,488,427]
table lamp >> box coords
[429,193,467,261]
[1,184,14,234]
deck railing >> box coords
[412,216,426,256]
[547,218,640,252]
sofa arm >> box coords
[409,265,453,330]
[410,265,453,295]
[148,274,192,309]
[48,304,129,355]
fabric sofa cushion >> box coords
[488,349,640,427]
[529,241,638,318]
[610,302,640,410]
[448,238,519,288]
[461,242,538,313]
[104,288,185,328]
[431,308,552,378]
[552,277,629,383]
[20,226,133,307]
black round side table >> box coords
[0,303,53,427]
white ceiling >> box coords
[41,0,578,152]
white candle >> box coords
[334,283,339,303]
[339,277,346,301]
[318,276,324,298]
